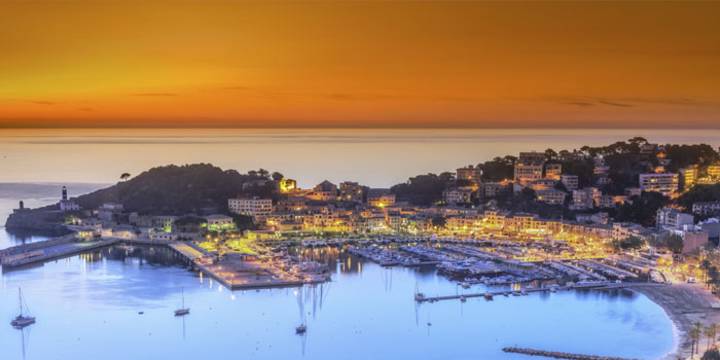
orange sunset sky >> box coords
[0,1,719,128]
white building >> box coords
[612,222,652,242]
[228,197,273,218]
[544,163,562,180]
[535,189,566,205]
[59,200,80,212]
[483,181,509,198]
[514,152,545,183]
[443,187,474,205]
[639,173,679,196]
[656,207,694,230]
[560,175,579,191]
[571,187,600,210]
[692,201,720,216]
[205,214,235,231]
[514,162,544,183]
[456,165,483,184]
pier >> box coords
[415,281,660,303]
[1,237,121,268]
[502,347,638,360]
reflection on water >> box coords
[1,245,674,360]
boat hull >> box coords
[11,317,35,329]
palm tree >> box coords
[692,322,703,355]
[706,324,718,351]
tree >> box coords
[653,233,685,254]
[692,322,704,355]
[271,172,284,181]
[706,324,718,351]
[611,235,645,251]
[544,148,557,161]
[231,214,256,232]
[120,173,131,181]
[614,192,670,227]
[431,216,447,228]
[479,156,516,181]
[708,266,720,293]
[702,348,720,360]
[391,173,450,206]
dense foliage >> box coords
[614,192,669,227]
[678,184,720,211]
[611,235,645,251]
[74,164,276,215]
[390,173,454,206]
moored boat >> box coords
[10,288,35,329]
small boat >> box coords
[483,292,494,301]
[10,288,35,329]
[296,324,307,334]
[459,295,466,302]
[174,288,190,317]
[414,292,425,302]
[460,282,470,289]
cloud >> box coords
[548,96,719,109]
[598,100,634,107]
[563,101,595,107]
[27,100,56,105]
[131,92,178,97]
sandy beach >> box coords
[629,284,720,360]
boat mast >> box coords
[181,288,185,308]
[18,288,23,316]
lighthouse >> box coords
[62,186,68,201]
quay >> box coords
[502,347,638,360]
[1,237,121,268]
[0,238,329,290]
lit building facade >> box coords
[228,197,273,218]
[639,173,679,196]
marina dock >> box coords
[415,281,658,303]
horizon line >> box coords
[2,125,720,130]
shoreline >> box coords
[628,284,720,360]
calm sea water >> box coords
[0,128,696,359]
[1,246,674,360]
[0,128,719,188]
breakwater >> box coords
[502,347,638,360]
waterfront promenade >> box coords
[0,237,328,290]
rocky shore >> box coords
[4,208,70,235]
[629,284,720,360]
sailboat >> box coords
[174,288,190,317]
[10,288,35,329]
